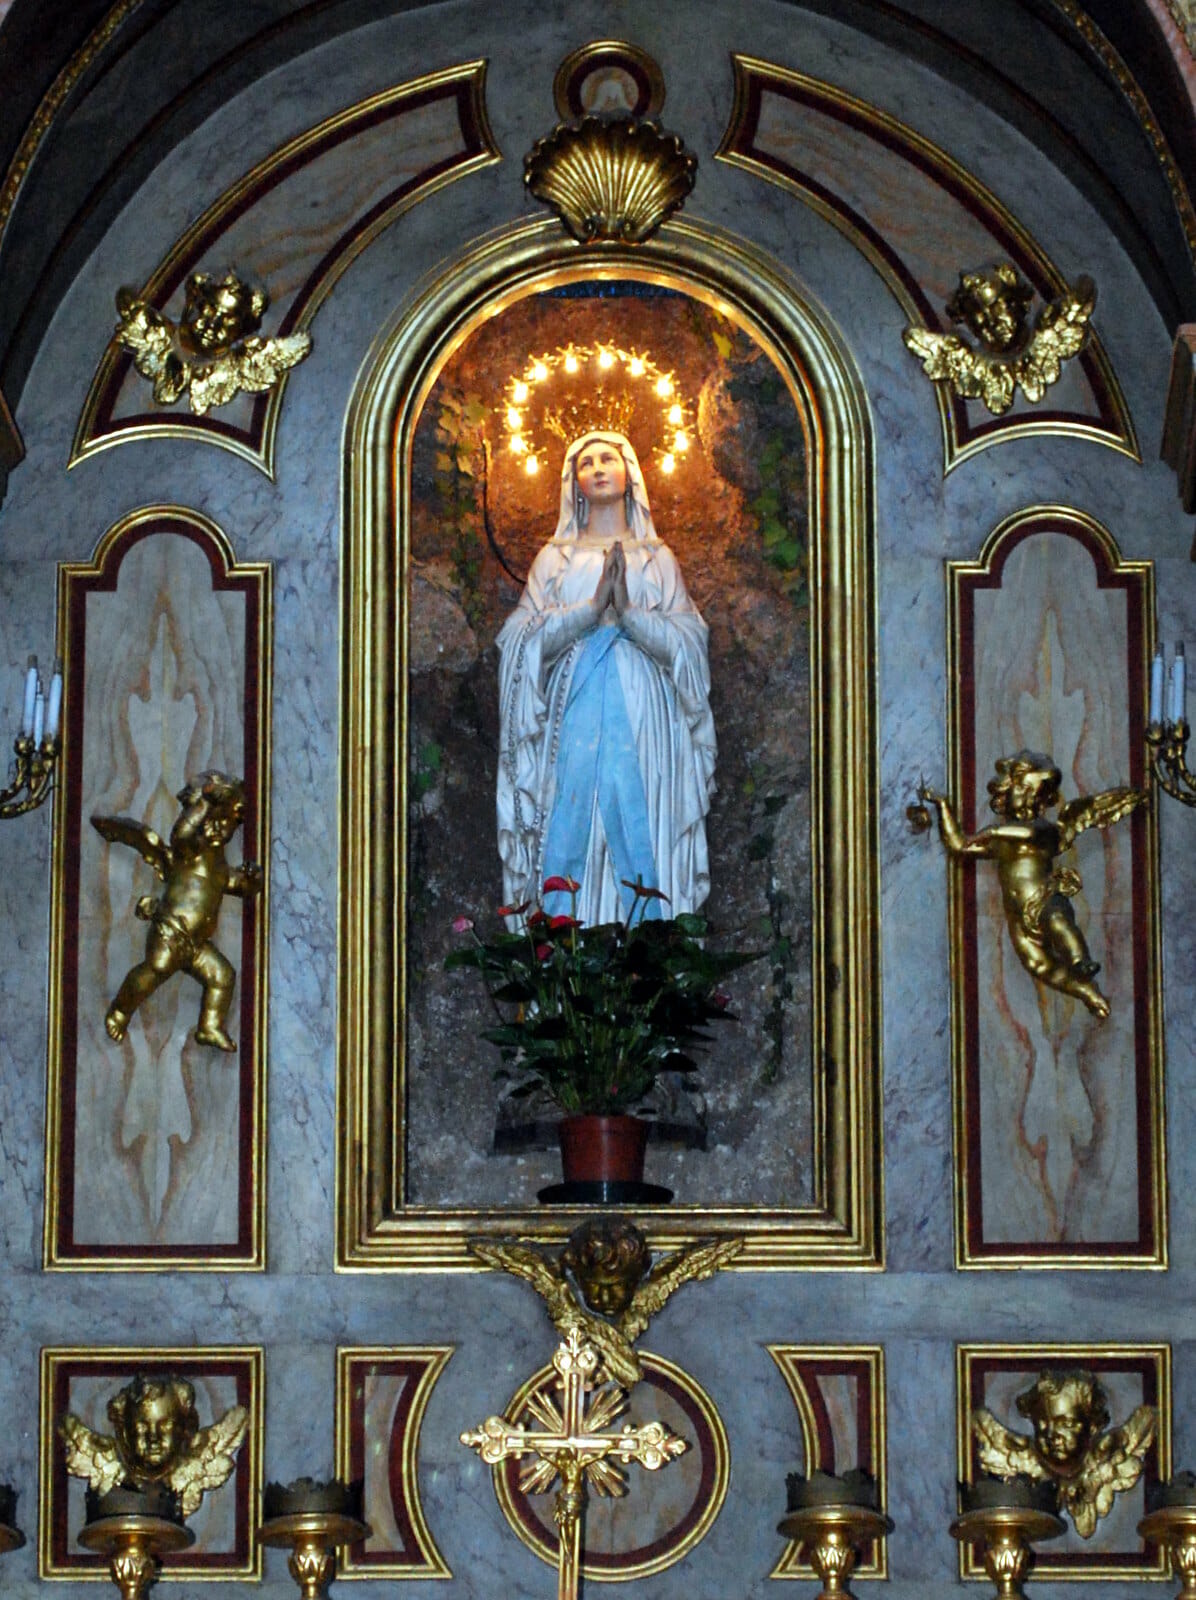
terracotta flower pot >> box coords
[558,1114,648,1184]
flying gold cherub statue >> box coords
[471,1217,743,1390]
[973,1370,1156,1537]
[60,1373,248,1518]
[92,770,262,1051]
[115,268,311,415]
[914,751,1143,1019]
[903,262,1096,415]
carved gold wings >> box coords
[1062,1404,1156,1538]
[972,1408,1047,1482]
[90,815,173,879]
[114,289,310,415]
[170,1405,249,1516]
[1056,787,1144,851]
[903,277,1096,416]
[469,1240,643,1389]
[618,1237,745,1345]
[60,1414,125,1496]
[186,335,312,416]
[59,1404,248,1517]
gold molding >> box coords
[43,504,271,1271]
[39,1345,265,1581]
[946,506,1165,1270]
[0,0,145,254]
[767,1345,887,1581]
[716,55,1140,476]
[491,1349,728,1581]
[336,215,881,1271]
[1049,0,1196,265]
[334,1346,453,1580]
[70,61,499,481]
[524,117,697,243]
[956,1343,1172,1581]
[552,41,666,119]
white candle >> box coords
[1173,641,1187,726]
[21,655,37,737]
[46,660,63,740]
[33,690,44,745]
[1150,646,1165,725]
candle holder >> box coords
[777,1471,894,1600]
[258,1479,369,1600]
[1139,1472,1196,1600]
[1,654,62,818]
[0,1482,25,1556]
[76,1486,194,1600]
[1146,719,1196,808]
[951,1477,1065,1600]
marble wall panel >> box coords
[949,515,1162,1263]
[39,1347,263,1579]
[46,514,268,1265]
[957,1344,1170,1578]
[335,1346,452,1579]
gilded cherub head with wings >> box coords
[60,1374,248,1519]
[973,1369,1156,1537]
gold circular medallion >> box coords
[492,1350,729,1581]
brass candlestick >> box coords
[258,1479,369,1600]
[1140,1472,1196,1600]
[778,1472,894,1600]
[952,1479,1064,1600]
[76,1488,194,1600]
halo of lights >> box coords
[501,344,695,479]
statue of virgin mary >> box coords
[496,431,716,924]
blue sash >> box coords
[541,628,661,919]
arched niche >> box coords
[337,216,880,1269]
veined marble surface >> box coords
[1,2,1195,1598]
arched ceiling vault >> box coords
[0,0,1194,434]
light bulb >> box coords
[668,403,683,424]
[564,351,579,373]
[525,456,539,475]
[510,435,527,454]
[506,407,521,429]
[655,376,672,397]
[513,381,529,402]
[598,348,615,369]
[674,432,689,453]
[532,362,548,382]
[629,357,645,376]
[661,453,675,473]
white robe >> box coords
[496,535,716,924]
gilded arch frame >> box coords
[336,216,881,1269]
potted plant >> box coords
[446,875,758,1187]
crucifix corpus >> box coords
[461,1326,687,1600]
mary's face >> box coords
[574,441,627,506]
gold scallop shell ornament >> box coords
[524,115,698,244]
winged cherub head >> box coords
[987,751,1063,822]
[946,263,1035,354]
[178,270,266,356]
[108,1375,200,1481]
[560,1217,651,1317]
[1016,1371,1111,1477]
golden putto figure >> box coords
[973,1370,1156,1537]
[471,1217,742,1389]
[115,268,310,415]
[92,770,262,1051]
[917,751,1143,1019]
[61,1374,248,1517]
[903,262,1095,415]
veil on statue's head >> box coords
[553,431,659,543]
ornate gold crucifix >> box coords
[461,1327,687,1600]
